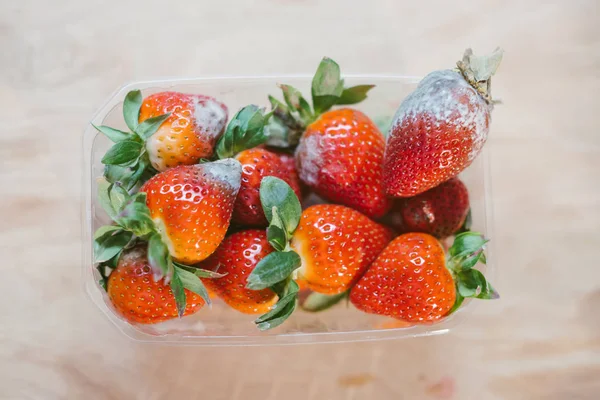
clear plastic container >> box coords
[82,75,495,345]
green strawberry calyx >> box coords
[446,231,500,314]
[244,176,304,330]
[265,57,375,149]
[93,89,171,192]
[215,105,272,159]
[93,177,225,318]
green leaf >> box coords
[337,85,375,105]
[269,95,289,114]
[272,278,299,299]
[479,252,487,265]
[104,164,134,185]
[246,251,301,290]
[125,157,150,191]
[135,113,171,140]
[301,291,347,312]
[172,261,227,279]
[448,293,465,314]
[269,206,285,231]
[92,124,131,143]
[280,84,312,121]
[471,269,500,299]
[255,279,299,330]
[193,269,227,279]
[170,270,187,318]
[266,206,288,251]
[96,264,110,291]
[448,232,489,272]
[115,193,155,236]
[255,291,297,324]
[260,177,302,236]
[174,265,212,305]
[106,155,154,191]
[311,57,344,114]
[123,89,142,132]
[94,230,132,263]
[459,250,485,270]
[267,224,287,252]
[449,232,488,259]
[109,184,129,213]
[457,272,478,297]
[101,140,142,165]
[256,300,296,331]
[93,225,121,240]
[97,178,116,219]
[215,105,269,159]
[456,269,500,300]
[147,233,170,280]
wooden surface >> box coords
[1,0,599,399]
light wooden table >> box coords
[1,0,599,399]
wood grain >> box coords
[1,0,599,399]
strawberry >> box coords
[266,57,390,218]
[388,177,470,238]
[244,177,391,330]
[296,109,391,218]
[272,150,295,172]
[93,90,228,191]
[106,245,205,324]
[201,230,278,314]
[291,204,392,294]
[232,148,302,226]
[140,92,228,172]
[140,158,241,264]
[350,232,498,323]
[383,48,503,197]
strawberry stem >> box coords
[456,47,503,104]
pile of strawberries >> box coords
[93,48,502,331]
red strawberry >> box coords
[291,204,392,294]
[296,109,391,218]
[273,150,296,172]
[201,230,278,314]
[140,91,228,172]
[266,57,387,217]
[140,158,241,264]
[94,90,228,191]
[106,245,205,324]
[350,232,498,323]
[232,148,302,226]
[384,48,503,197]
[388,177,470,238]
